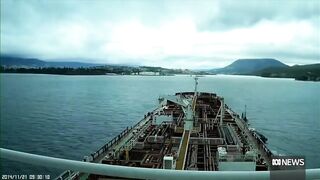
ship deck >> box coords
[57,92,273,180]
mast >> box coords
[194,76,199,97]
[243,105,248,122]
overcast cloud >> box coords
[1,0,319,68]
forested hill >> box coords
[253,63,320,81]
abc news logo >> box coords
[270,156,305,180]
[272,157,305,167]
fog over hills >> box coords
[1,1,319,68]
[0,56,104,68]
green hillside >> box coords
[254,64,320,81]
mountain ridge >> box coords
[209,58,289,74]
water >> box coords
[1,74,319,177]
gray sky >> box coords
[1,0,319,68]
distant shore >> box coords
[1,66,319,82]
[0,65,211,76]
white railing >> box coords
[1,148,320,180]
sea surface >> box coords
[1,74,319,177]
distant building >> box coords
[139,71,160,76]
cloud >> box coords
[1,0,319,68]
[200,0,319,31]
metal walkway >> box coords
[176,130,190,170]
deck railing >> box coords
[55,113,153,180]
[1,148,320,180]
[89,126,131,162]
